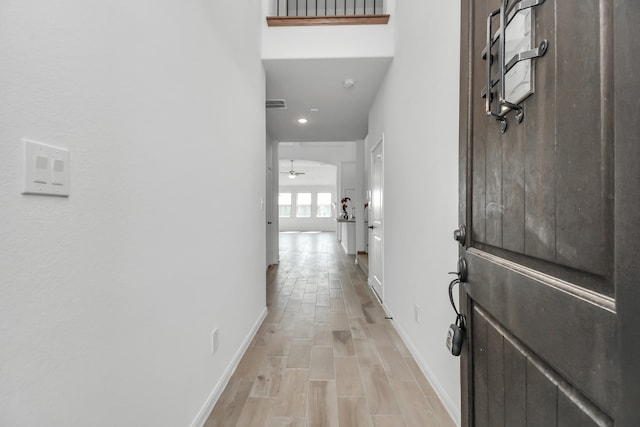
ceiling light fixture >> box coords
[298,118,308,124]
[310,108,320,112]
[343,78,356,88]
[280,160,306,179]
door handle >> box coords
[268,222,273,225]
[457,257,468,282]
[368,226,375,229]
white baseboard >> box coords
[190,306,268,427]
[381,304,461,427]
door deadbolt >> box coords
[453,225,466,246]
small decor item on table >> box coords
[341,197,351,219]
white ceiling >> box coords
[278,159,336,187]
[265,57,392,142]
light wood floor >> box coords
[204,232,456,427]
[356,252,368,276]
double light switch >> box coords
[23,139,70,197]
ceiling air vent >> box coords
[266,99,287,109]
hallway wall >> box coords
[0,2,266,426]
[367,0,462,424]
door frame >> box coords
[266,164,274,267]
[369,135,384,302]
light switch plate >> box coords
[23,139,70,197]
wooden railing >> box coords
[267,0,389,26]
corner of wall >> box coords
[383,305,461,426]
[190,307,268,427]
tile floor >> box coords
[204,232,456,427]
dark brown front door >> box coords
[458,0,640,425]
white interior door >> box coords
[369,138,384,301]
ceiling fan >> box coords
[280,160,306,179]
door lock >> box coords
[453,225,466,246]
[446,257,468,357]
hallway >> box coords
[205,232,456,427]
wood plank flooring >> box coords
[204,232,456,427]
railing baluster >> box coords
[273,0,386,17]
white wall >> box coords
[279,186,337,232]
[367,0,462,424]
[355,140,367,251]
[0,2,266,427]
[339,161,356,192]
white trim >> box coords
[381,304,461,427]
[190,307,268,427]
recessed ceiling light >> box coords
[298,118,308,124]
[343,79,356,88]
